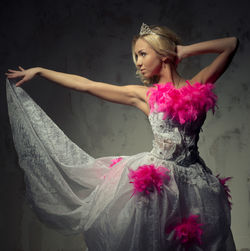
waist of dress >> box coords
[150,137,199,167]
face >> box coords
[134,38,163,79]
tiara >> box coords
[139,23,155,36]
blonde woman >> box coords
[6,23,238,250]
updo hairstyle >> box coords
[132,25,181,85]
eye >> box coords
[140,52,146,57]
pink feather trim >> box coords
[147,82,217,124]
[109,157,123,168]
[216,175,232,209]
[173,215,203,245]
[128,164,170,196]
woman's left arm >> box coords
[177,37,239,84]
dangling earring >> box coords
[162,57,169,67]
[162,59,168,69]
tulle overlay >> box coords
[6,79,235,251]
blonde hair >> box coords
[132,25,181,85]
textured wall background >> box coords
[0,0,250,250]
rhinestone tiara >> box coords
[139,23,155,36]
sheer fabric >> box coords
[6,79,236,251]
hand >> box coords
[175,45,184,65]
[5,66,39,86]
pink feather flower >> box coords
[147,82,217,124]
[128,164,170,196]
[216,175,232,209]
[109,157,123,168]
[173,215,203,245]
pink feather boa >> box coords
[216,175,232,209]
[147,82,217,124]
[172,215,203,246]
[128,164,170,196]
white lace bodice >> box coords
[147,81,217,167]
[148,110,206,166]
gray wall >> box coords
[0,0,250,250]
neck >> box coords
[157,63,182,87]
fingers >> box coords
[18,66,25,71]
[6,69,18,73]
[5,72,20,78]
[5,67,25,78]
[16,79,25,86]
[5,66,25,74]
[5,66,27,86]
[5,69,20,78]
[5,72,15,78]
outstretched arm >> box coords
[5,66,149,113]
[177,37,238,84]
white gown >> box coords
[6,79,236,251]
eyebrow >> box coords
[135,49,145,55]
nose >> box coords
[136,57,142,68]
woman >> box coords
[6,23,238,250]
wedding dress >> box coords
[6,79,235,251]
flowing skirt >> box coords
[6,79,236,251]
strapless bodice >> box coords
[147,81,217,166]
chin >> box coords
[144,72,153,78]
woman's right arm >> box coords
[5,66,150,113]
